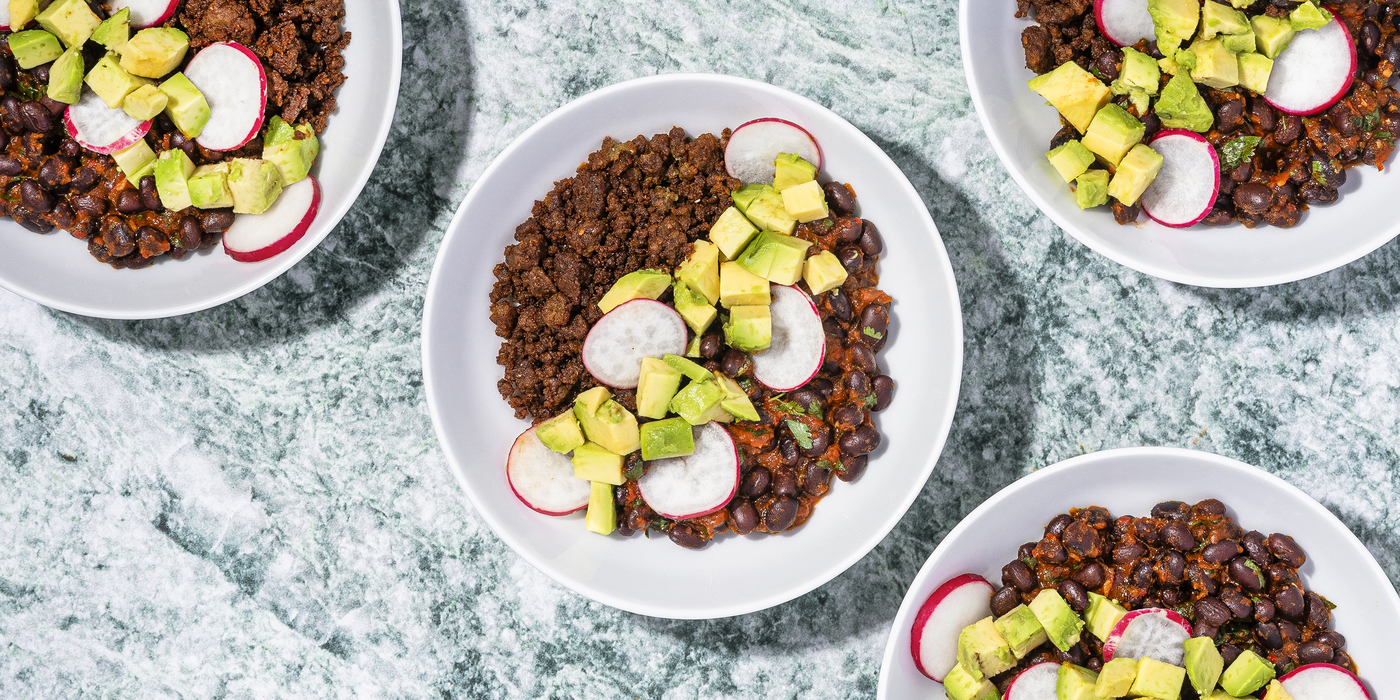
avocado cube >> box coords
[1082,104,1145,168]
[85,53,146,109]
[1230,0,1252,6]
[1118,47,1162,94]
[1027,58,1111,133]
[772,152,817,190]
[1290,1,1332,31]
[1057,663,1102,700]
[1202,0,1250,39]
[36,0,100,49]
[719,261,771,308]
[662,354,712,382]
[227,158,283,214]
[780,179,829,223]
[672,281,717,334]
[736,185,796,235]
[736,230,812,285]
[575,386,612,415]
[8,30,63,70]
[120,27,190,78]
[1182,637,1224,696]
[1238,52,1274,94]
[45,45,83,105]
[1220,649,1275,697]
[713,372,760,422]
[571,442,624,485]
[1222,30,1257,54]
[572,394,641,455]
[993,604,1047,659]
[535,410,586,453]
[1106,144,1164,207]
[263,116,320,185]
[8,0,39,31]
[1261,680,1293,700]
[122,83,168,121]
[111,138,156,186]
[153,149,196,211]
[731,183,768,211]
[1084,592,1128,642]
[636,357,683,420]
[584,481,616,535]
[708,206,760,261]
[1252,15,1296,58]
[1075,170,1110,210]
[943,663,998,700]
[1156,71,1214,132]
[956,617,1016,681]
[1148,0,1201,56]
[723,306,771,354]
[597,269,670,313]
[675,239,720,305]
[1130,657,1186,700]
[1189,38,1240,89]
[188,164,234,209]
[1208,693,1257,700]
[1095,657,1139,698]
[685,334,703,358]
[159,72,210,139]
[1047,141,1095,183]
[1028,589,1083,652]
[640,417,696,461]
[91,8,130,51]
[803,249,848,295]
[668,379,728,425]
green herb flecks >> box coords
[862,326,884,341]
[861,393,878,408]
[1377,131,1394,142]
[1219,135,1261,172]
[785,419,813,450]
[771,398,805,416]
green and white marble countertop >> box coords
[3,1,1398,697]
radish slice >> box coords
[581,299,688,389]
[65,89,151,155]
[1094,0,1155,48]
[0,4,9,30]
[1006,662,1061,700]
[506,426,591,516]
[909,573,995,682]
[222,177,321,263]
[637,423,739,520]
[1265,19,1358,116]
[1140,129,1221,229]
[724,118,823,185]
[1280,664,1372,700]
[751,285,826,392]
[1102,608,1193,665]
[110,0,179,28]
[184,42,268,151]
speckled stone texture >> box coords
[2,0,1398,697]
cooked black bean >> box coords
[1278,620,1302,643]
[200,210,235,233]
[832,403,863,430]
[1113,542,1147,565]
[844,369,871,396]
[39,95,66,116]
[1254,597,1275,623]
[1297,640,1333,665]
[1255,622,1284,650]
[1229,557,1266,593]
[837,246,863,271]
[871,375,894,411]
[1057,579,1090,611]
[799,423,830,456]
[823,182,856,215]
[1362,20,1382,55]
[1315,630,1345,650]
[37,155,71,189]
[115,189,145,214]
[730,501,759,535]
[1194,623,1219,640]
[1162,521,1196,551]
[1050,125,1078,151]
[59,139,80,157]
[1275,113,1302,143]
[669,524,707,549]
[1003,560,1036,592]
[1196,597,1232,627]
[778,438,799,468]
[1094,49,1121,82]
[828,289,853,321]
[847,342,876,374]
[106,221,135,258]
[822,317,842,338]
[1018,542,1037,560]
[1267,533,1307,567]
[1231,160,1254,183]
[772,468,799,498]
[0,54,14,91]
[807,377,834,398]
[1157,551,1186,585]
[30,64,49,83]
[1072,561,1106,589]
[1159,587,1186,607]
[836,454,867,481]
[1203,540,1242,564]
[1233,183,1273,214]
[1085,657,1103,673]
[720,348,749,376]
[859,220,883,256]
[19,180,51,213]
[1220,644,1242,669]
[1267,562,1299,588]
[803,462,829,495]
[1305,591,1331,628]
[789,388,822,414]
[1039,537,1068,565]
[1242,530,1270,565]
[699,332,722,358]
[1152,501,1190,520]
[1133,518,1162,544]
[1195,499,1227,517]
[765,496,799,532]
[835,217,863,243]
[1275,585,1306,619]
[69,164,99,192]
[1131,560,1155,587]
[991,586,1021,617]
[50,202,73,230]
[1188,561,1220,596]
[1217,99,1246,133]
[1045,513,1073,537]
[860,303,889,339]
[140,176,162,211]
[1299,181,1339,205]
[1221,586,1253,620]
[19,101,51,133]
[0,155,22,176]
[839,425,879,456]
[0,96,23,133]
[74,193,106,216]
[741,466,771,498]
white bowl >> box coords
[962,3,1399,288]
[877,447,1399,698]
[0,0,402,319]
[423,74,964,619]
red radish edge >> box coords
[1094,0,1157,48]
[581,298,689,389]
[114,0,179,28]
[637,423,740,520]
[725,117,824,184]
[1140,129,1221,229]
[185,42,268,152]
[1005,662,1061,700]
[1265,17,1357,116]
[751,285,826,392]
[909,573,995,682]
[65,91,153,155]
[222,177,321,263]
[1102,608,1193,663]
[505,427,591,517]
[1280,663,1373,700]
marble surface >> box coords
[3,0,1399,697]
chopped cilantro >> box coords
[1364,109,1380,132]
[1377,131,1394,142]
[771,398,806,416]
[1021,556,1035,568]
[862,326,884,340]
[1219,135,1261,172]
[1311,159,1327,184]
[861,393,878,408]
[785,419,813,450]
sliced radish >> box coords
[0,4,9,30]
[724,118,823,185]
[1102,608,1193,666]
[110,0,179,28]
[506,426,591,516]
[581,299,688,389]
[1265,19,1357,116]
[184,42,268,151]
[1094,0,1155,47]
[909,574,995,682]
[1140,129,1221,229]
[222,177,321,263]
[1280,664,1372,700]
[751,285,826,392]
[65,89,151,155]
[637,423,739,520]
[1006,662,1061,700]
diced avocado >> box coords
[1048,141,1096,183]
[122,83,168,121]
[719,261,771,308]
[9,30,63,70]
[1028,589,1082,652]
[1220,650,1275,697]
[111,138,156,186]
[675,239,721,305]
[85,53,147,109]
[636,357,684,419]
[1189,38,1240,89]
[668,379,728,425]
[1106,144,1164,207]
[1075,170,1110,210]
[1183,636,1224,697]
[1081,103,1144,167]
[188,164,234,209]
[780,179,829,223]
[226,158,284,215]
[723,305,771,353]
[91,8,130,51]
[1290,1,1332,31]
[943,663,999,700]
[1027,61,1111,133]
[639,417,696,461]
[120,27,190,79]
[1238,52,1275,94]
[731,183,769,212]
[535,410,586,453]
[735,230,812,285]
[673,281,717,334]
[8,0,38,31]
[573,391,641,455]
[1208,693,1257,700]
[572,442,624,485]
[1252,15,1296,59]
[1222,29,1257,54]
[1095,657,1139,698]
[713,372,760,422]
[1230,0,1252,6]
[575,386,612,416]
[159,72,210,139]
[1085,593,1128,642]
[685,334,702,358]
[663,354,712,382]
[956,617,1016,681]
[36,0,100,49]
[803,250,847,295]
[772,152,818,191]
[263,116,320,185]
[1057,663,1102,700]
[153,149,196,212]
[584,481,615,535]
[992,604,1047,659]
[1148,0,1201,57]
[1261,679,1294,700]
[1202,0,1250,39]
[1130,657,1186,700]
[708,206,760,261]
[597,269,671,313]
[745,190,797,234]
[1156,71,1214,132]
[45,45,83,105]
[1117,47,1162,94]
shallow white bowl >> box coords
[877,447,1398,698]
[962,3,1399,288]
[423,74,964,619]
[0,0,401,319]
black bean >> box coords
[1038,536,1068,565]
[1203,540,1242,564]
[1242,530,1270,565]
[0,155,19,177]
[1297,640,1333,665]
[19,101,51,133]
[1133,519,1161,544]
[720,348,749,376]
[50,202,73,230]
[1384,33,1400,64]
[1003,560,1036,592]
[803,462,830,496]
[1194,623,1219,640]
[70,165,99,192]
[787,387,820,413]
[1231,160,1254,183]
[1229,557,1266,593]
[1112,542,1147,565]
[828,289,853,321]
[1305,591,1331,628]
[1195,499,1227,517]
[836,454,867,481]
[39,95,66,116]
[1072,561,1106,589]
[859,220,883,256]
[1299,181,1339,205]
[1233,183,1273,214]
[0,97,23,133]
[1057,580,1090,611]
[1274,585,1306,620]
[1255,622,1284,650]
[1157,551,1187,585]
[1152,501,1190,520]
[1050,125,1078,151]
[10,205,51,233]
[836,246,863,271]
[1131,560,1155,587]
[822,317,842,338]
[1094,49,1121,82]
[1217,99,1246,133]
[838,425,879,456]
[1159,587,1186,607]
[1250,98,1277,132]
[807,377,834,398]
[74,193,106,216]
[835,217,863,243]
[19,180,51,213]
[741,466,771,498]
[1266,533,1306,567]
[1220,644,1242,669]
[669,524,707,549]
[1041,513,1071,537]
[844,369,870,397]
[730,501,759,535]
[1222,586,1253,620]
[1188,561,1220,596]
[1278,620,1301,643]
[1018,542,1037,560]
[860,304,889,339]
[832,403,863,430]
[0,54,14,91]
[1196,597,1232,627]
[106,221,135,257]
[765,496,799,532]
[1085,657,1103,673]
[1275,114,1302,144]
[871,375,894,411]
[823,182,856,216]
[36,156,68,189]
[1062,521,1104,559]
[59,139,80,157]
[115,189,145,214]
[200,210,235,233]
[778,438,799,468]
[698,332,722,359]
[991,586,1021,617]
[1139,110,1161,140]
[772,468,799,498]
[1160,521,1194,551]
[139,176,162,211]
[1362,20,1383,55]
[30,64,49,84]
[1315,630,1345,650]
[1254,597,1275,623]
[799,423,830,456]
[846,342,877,374]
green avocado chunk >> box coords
[1081,103,1145,167]
[226,158,284,215]
[573,387,641,455]
[662,354,712,382]
[45,45,83,105]
[1190,38,1240,89]
[1131,657,1187,700]
[1047,141,1095,183]
[772,152,817,191]
[36,0,101,49]
[1156,70,1215,133]
[993,604,1047,659]
[668,379,729,425]
[159,72,211,139]
[535,410,586,453]
[1057,663,1102,700]
[943,663,998,700]
[956,617,1015,681]
[188,164,235,209]
[1095,657,1139,698]
[263,116,321,186]
[723,305,771,353]
[153,149,196,211]
[1220,649,1276,697]
[1148,0,1201,57]
[636,357,683,420]
[1202,0,1250,39]
[1290,1,1333,31]
[91,8,130,51]
[1075,170,1110,210]
[8,30,63,70]
[1253,15,1297,59]
[597,269,670,313]
[639,417,696,461]
[1184,636,1225,697]
[1028,589,1082,651]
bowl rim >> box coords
[959,0,1400,289]
[422,72,965,619]
[0,0,404,320]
